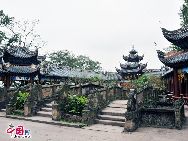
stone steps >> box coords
[101,109,126,117]
[45,103,53,108]
[0,109,6,112]
[37,102,53,118]
[107,104,127,108]
[95,119,124,127]
[41,107,52,112]
[37,111,52,118]
[95,100,127,127]
[98,114,125,122]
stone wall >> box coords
[54,86,127,124]
[124,87,185,132]
[82,86,127,125]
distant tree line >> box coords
[43,50,102,72]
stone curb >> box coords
[4,114,86,128]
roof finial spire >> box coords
[132,45,134,50]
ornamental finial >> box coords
[132,45,134,49]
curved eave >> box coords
[158,51,188,68]
[6,67,40,76]
[3,51,40,65]
[123,55,143,62]
[162,27,188,49]
[119,68,145,74]
[120,63,140,70]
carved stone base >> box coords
[52,103,61,121]
[24,102,32,117]
[124,120,137,132]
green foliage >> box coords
[15,91,30,110]
[179,0,188,25]
[0,10,13,26]
[133,75,165,91]
[60,95,88,116]
[12,110,24,116]
[45,50,102,71]
[133,75,149,89]
[0,10,17,46]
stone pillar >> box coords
[175,109,182,129]
[52,103,61,121]
[174,99,183,129]
[124,111,139,132]
[24,101,32,117]
[6,104,13,115]
[124,89,139,132]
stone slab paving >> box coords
[1,116,188,141]
[0,112,85,128]
[83,124,124,133]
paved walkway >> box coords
[0,115,188,141]
[0,104,188,141]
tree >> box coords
[45,50,102,72]
[0,10,19,47]
[179,0,188,25]
[0,10,45,49]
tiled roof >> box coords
[123,55,143,62]
[3,46,40,65]
[161,26,188,49]
[157,50,188,67]
[120,63,140,70]
[41,66,120,81]
[6,46,37,58]
[6,66,39,75]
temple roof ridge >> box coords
[161,25,188,49]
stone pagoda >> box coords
[116,47,147,80]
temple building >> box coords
[157,25,188,104]
[116,47,147,80]
[2,46,41,87]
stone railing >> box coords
[28,84,62,116]
[5,84,62,117]
[124,87,185,132]
[6,85,31,116]
[53,86,127,124]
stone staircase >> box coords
[95,100,127,127]
[0,108,6,112]
[37,102,53,118]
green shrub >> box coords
[12,110,24,116]
[133,75,165,91]
[60,95,88,116]
[15,91,30,110]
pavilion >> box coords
[116,47,147,80]
[157,25,188,104]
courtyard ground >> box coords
[0,115,188,141]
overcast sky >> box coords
[1,0,183,71]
